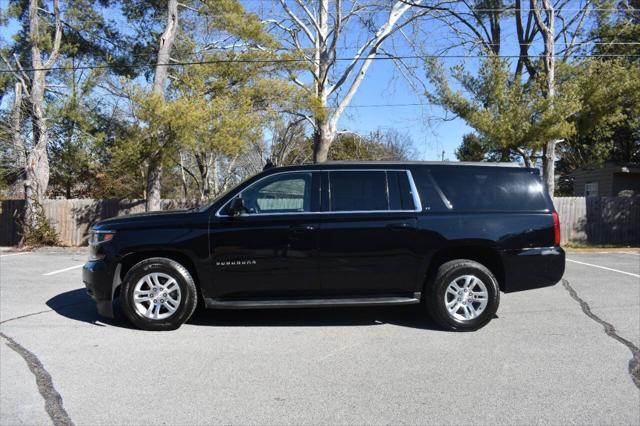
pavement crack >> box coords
[0,301,87,325]
[562,279,640,390]
[0,332,75,426]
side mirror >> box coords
[227,197,246,217]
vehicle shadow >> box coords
[46,288,443,331]
[189,305,441,330]
[45,288,135,329]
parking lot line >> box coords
[42,264,84,276]
[566,259,640,278]
[0,252,31,258]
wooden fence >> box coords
[554,196,639,246]
[0,199,196,246]
[1,197,639,246]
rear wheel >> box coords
[425,259,500,331]
[121,258,197,331]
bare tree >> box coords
[270,0,430,162]
[22,0,62,230]
[146,0,179,211]
[269,118,312,166]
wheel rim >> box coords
[133,273,181,320]
[444,275,489,321]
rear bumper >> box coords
[83,260,116,318]
[501,246,565,292]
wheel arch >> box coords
[424,245,505,292]
[116,250,201,299]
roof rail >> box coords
[317,160,524,168]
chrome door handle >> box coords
[386,223,414,230]
[290,225,317,231]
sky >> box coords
[1,0,595,161]
[245,0,483,161]
[335,58,472,161]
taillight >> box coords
[552,211,560,246]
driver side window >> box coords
[240,172,312,214]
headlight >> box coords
[88,230,115,260]
[89,230,115,245]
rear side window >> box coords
[387,171,416,211]
[329,171,388,211]
[428,168,549,212]
[328,170,416,212]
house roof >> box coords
[569,161,640,176]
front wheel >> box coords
[425,259,500,332]
[121,258,198,331]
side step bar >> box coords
[205,293,421,309]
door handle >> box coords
[386,223,415,230]
[290,224,317,232]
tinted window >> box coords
[330,171,388,211]
[240,172,312,214]
[429,168,549,211]
[409,168,448,211]
[387,171,416,211]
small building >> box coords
[570,162,640,197]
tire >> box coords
[425,259,500,332]
[121,257,198,331]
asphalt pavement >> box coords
[1,247,639,425]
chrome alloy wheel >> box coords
[133,273,182,320]
[444,275,489,321]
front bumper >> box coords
[501,246,565,292]
[83,260,116,318]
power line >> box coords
[242,0,637,12]
[0,0,633,7]
[1,53,638,74]
[414,7,638,12]
[82,40,640,61]
[344,103,427,108]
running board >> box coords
[205,293,421,309]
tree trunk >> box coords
[543,140,556,196]
[179,151,188,199]
[10,81,25,198]
[146,163,163,209]
[514,0,537,78]
[313,116,336,163]
[489,6,501,55]
[211,157,219,196]
[195,153,209,202]
[24,0,61,230]
[532,0,556,196]
[11,82,24,161]
[146,0,179,211]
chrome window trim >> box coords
[406,170,423,212]
[216,168,423,217]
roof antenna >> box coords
[263,160,275,171]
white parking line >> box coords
[620,252,640,256]
[566,259,640,278]
[0,252,31,258]
[42,264,84,276]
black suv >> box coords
[83,162,565,331]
